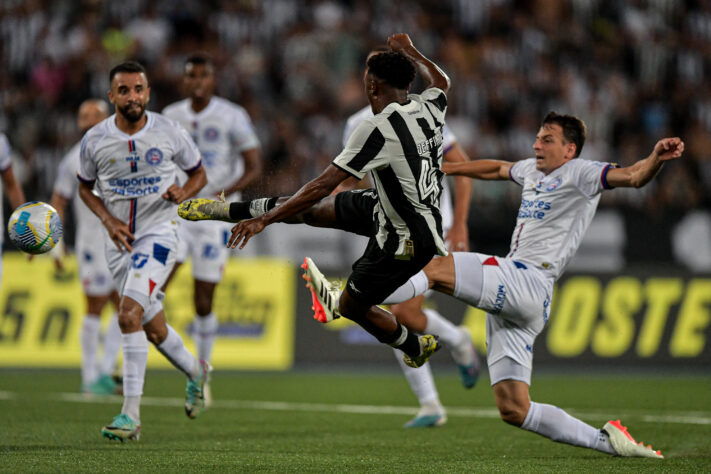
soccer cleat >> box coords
[403,408,447,428]
[185,359,212,419]
[88,374,118,395]
[602,420,663,458]
[403,335,441,368]
[451,327,481,389]
[301,257,341,323]
[101,413,140,442]
[178,193,233,222]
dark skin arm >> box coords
[228,165,350,249]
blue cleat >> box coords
[185,359,211,419]
[452,327,480,389]
[404,411,447,428]
[101,413,140,442]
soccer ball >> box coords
[7,201,63,254]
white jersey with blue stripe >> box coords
[0,133,12,242]
[342,104,457,234]
[78,112,202,238]
[508,157,615,280]
[162,96,260,200]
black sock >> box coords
[229,197,279,220]
[386,323,421,358]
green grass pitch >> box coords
[1,370,709,472]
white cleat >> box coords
[603,420,663,458]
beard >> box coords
[118,102,146,123]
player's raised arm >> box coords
[228,164,350,249]
[605,137,684,188]
[388,33,450,94]
[443,159,513,181]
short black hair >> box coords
[185,53,214,70]
[542,111,586,157]
[366,51,416,90]
[109,61,147,84]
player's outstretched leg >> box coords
[301,257,342,322]
[602,420,664,458]
[402,334,440,368]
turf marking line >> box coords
[42,392,711,425]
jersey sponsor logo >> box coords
[131,253,150,269]
[204,127,220,142]
[518,198,551,220]
[144,148,164,166]
[109,175,162,197]
[201,150,217,167]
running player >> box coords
[181,34,449,369]
[0,133,26,286]
[50,99,122,395]
[162,54,262,393]
[362,112,681,458]
[342,57,478,427]
[78,61,209,442]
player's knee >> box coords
[194,296,212,316]
[118,304,143,333]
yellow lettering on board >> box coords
[670,279,711,357]
[547,277,601,357]
[637,278,682,357]
[592,277,641,357]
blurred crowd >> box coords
[1,0,709,252]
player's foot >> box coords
[602,420,663,458]
[450,326,481,389]
[88,374,118,395]
[101,413,140,442]
[178,195,233,222]
[403,405,447,428]
[301,257,341,323]
[403,335,440,368]
[185,359,211,419]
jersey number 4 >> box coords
[417,160,440,205]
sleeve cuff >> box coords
[77,173,95,185]
[509,165,521,186]
[183,159,202,173]
[600,164,615,190]
[333,162,362,180]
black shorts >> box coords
[334,190,437,304]
[333,188,377,236]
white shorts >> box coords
[452,252,554,384]
[105,223,178,324]
[76,234,114,297]
[176,219,232,283]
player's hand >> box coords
[228,216,266,249]
[445,223,469,253]
[653,137,684,162]
[104,216,134,253]
[162,184,190,204]
[387,33,414,53]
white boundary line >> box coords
[38,392,711,425]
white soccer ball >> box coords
[7,201,63,254]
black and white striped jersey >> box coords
[333,87,448,257]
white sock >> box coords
[423,308,465,349]
[393,347,441,412]
[80,315,102,386]
[521,401,615,454]
[121,331,148,423]
[193,312,218,363]
[100,313,122,376]
[381,271,429,304]
[156,324,200,380]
